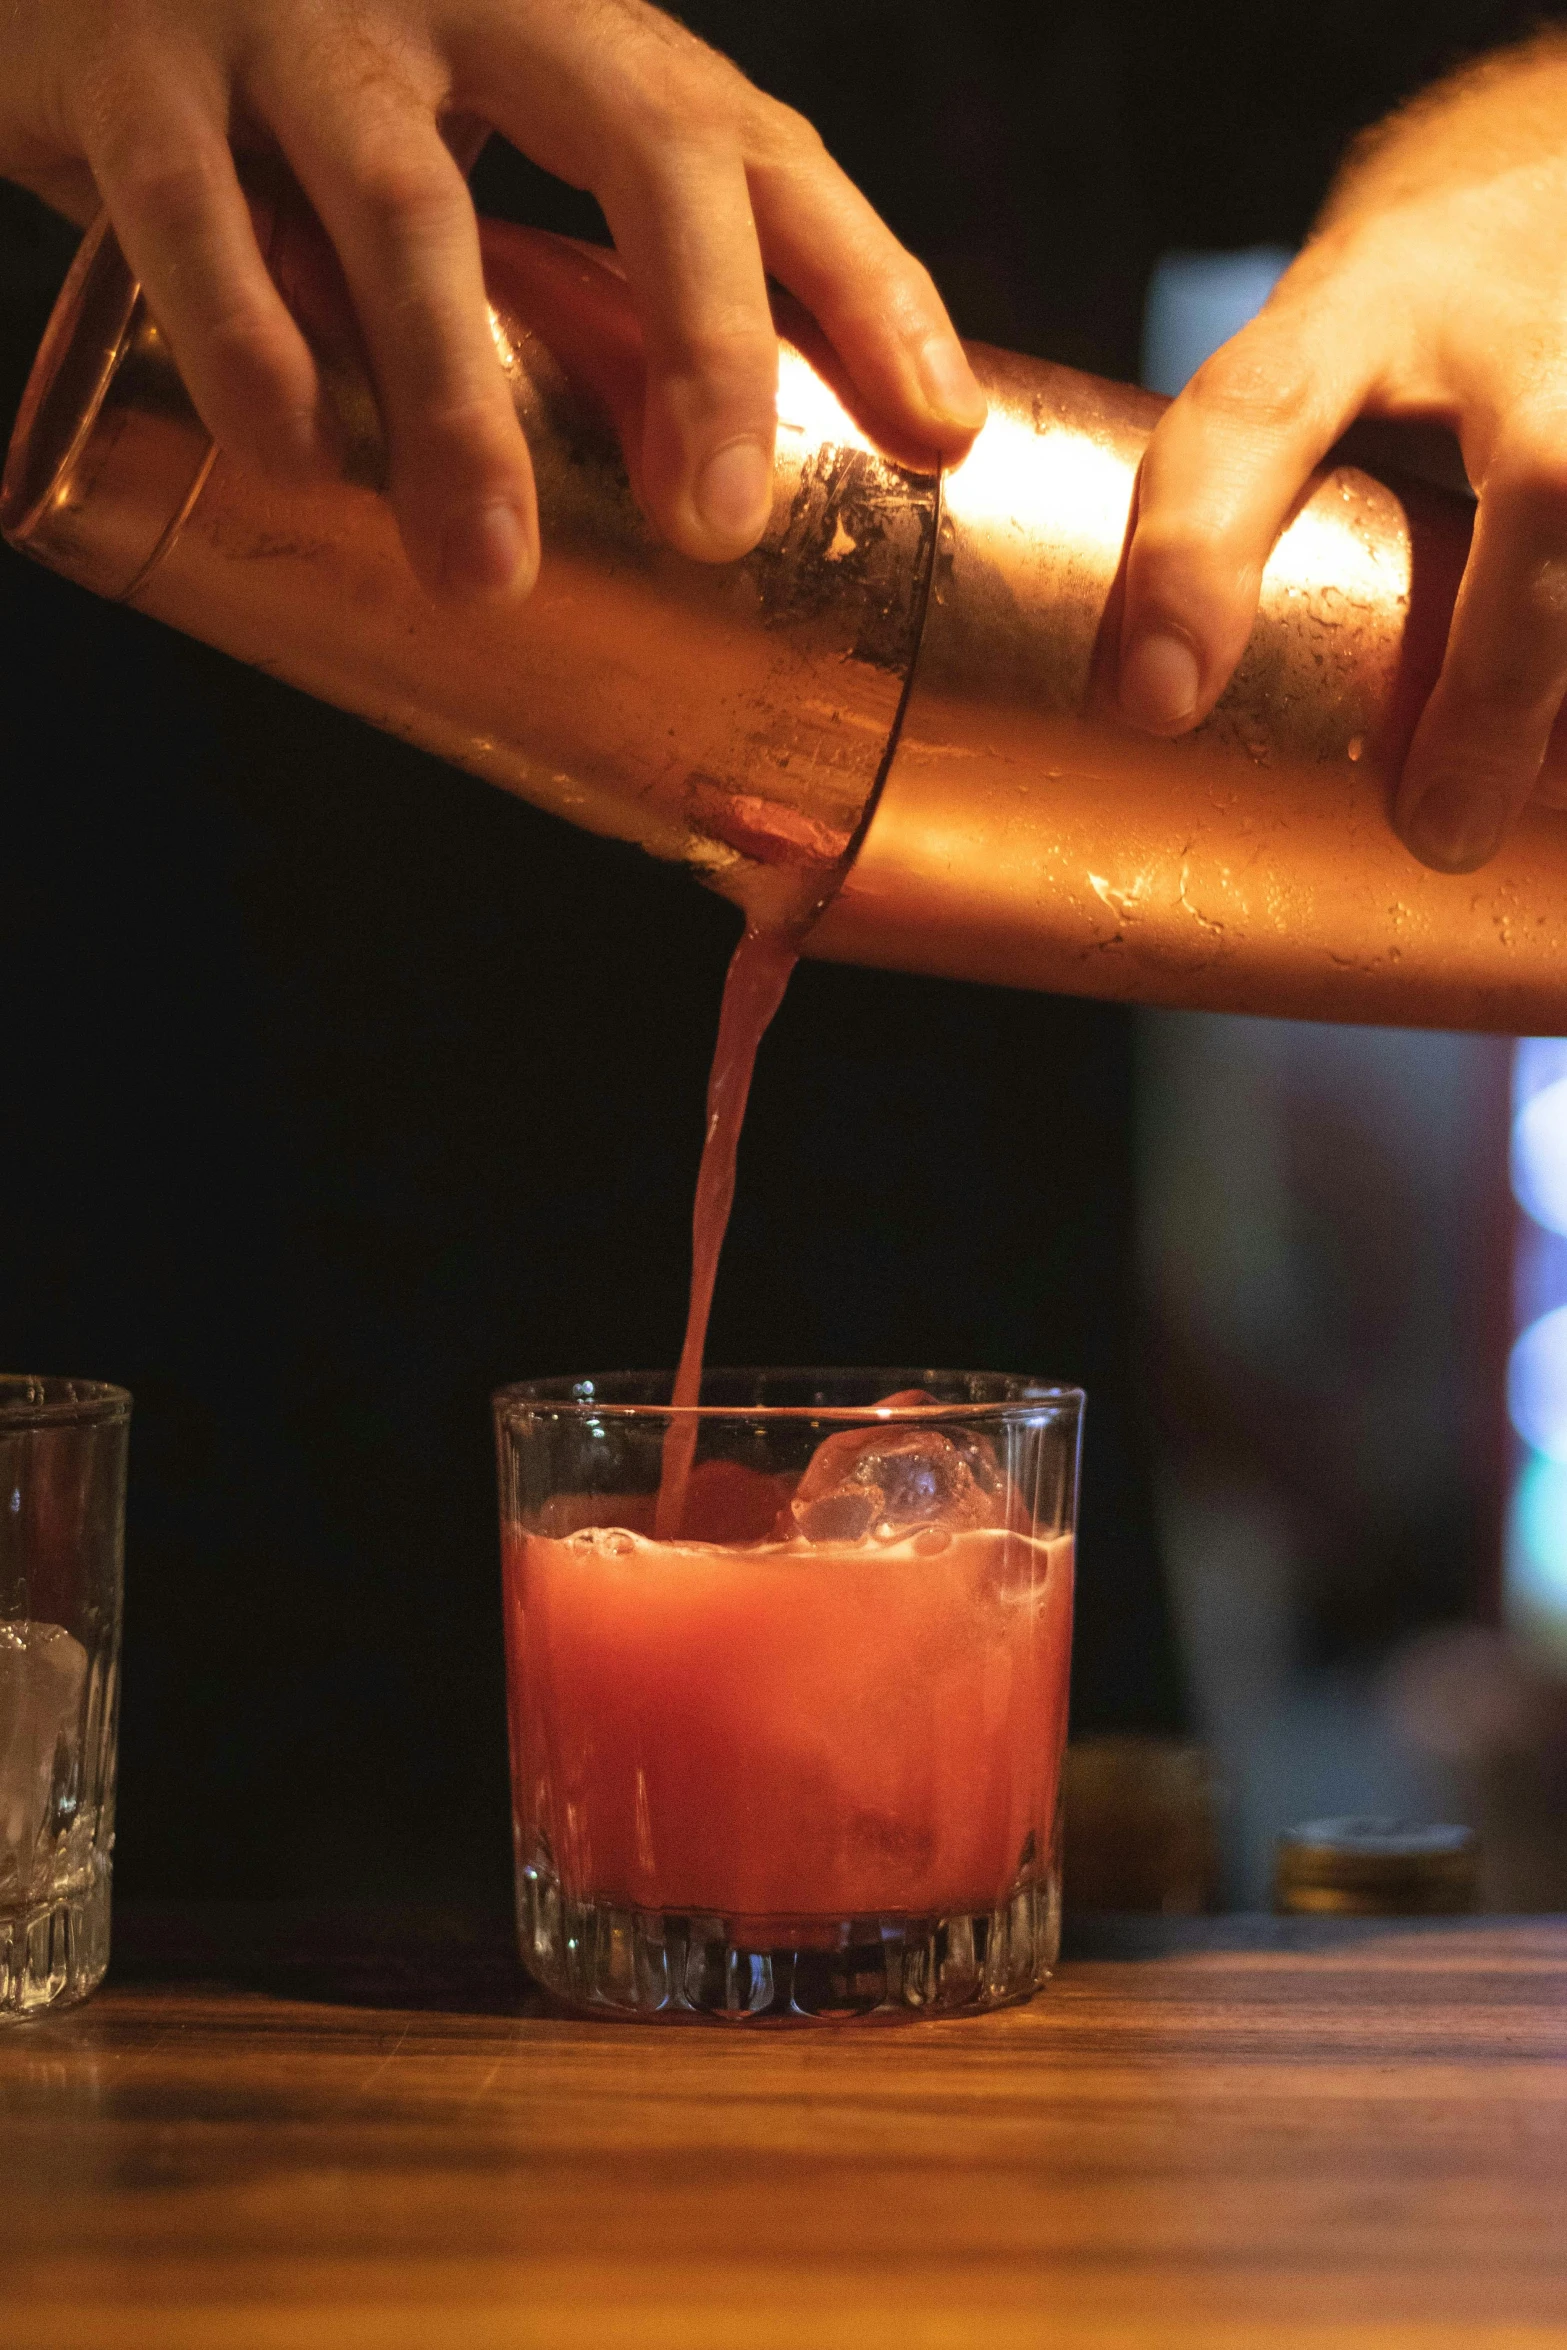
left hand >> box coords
[0,0,985,607]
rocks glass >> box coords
[495,1370,1081,2021]
[0,1378,129,2018]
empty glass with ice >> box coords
[495,1370,1081,2020]
[0,1378,128,2018]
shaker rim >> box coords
[0,211,136,545]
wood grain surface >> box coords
[2,1905,1564,2349]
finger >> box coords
[83,60,326,479]
[1118,274,1379,736]
[469,21,802,556]
[591,134,782,564]
[743,112,986,455]
[254,53,537,602]
[1396,422,1567,870]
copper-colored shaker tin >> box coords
[8,208,1567,1029]
[1,208,935,941]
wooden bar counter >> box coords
[3,1905,1564,2347]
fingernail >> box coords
[1120,628,1202,734]
[440,500,530,599]
[1401,780,1508,873]
[916,335,987,432]
[694,439,773,546]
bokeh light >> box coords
[1507,1040,1567,1658]
[1511,1073,1567,1238]
[1508,1303,1567,1461]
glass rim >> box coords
[0,1375,132,1428]
[492,1367,1085,1423]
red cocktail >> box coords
[495,1372,1081,2020]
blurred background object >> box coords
[1383,1624,1567,1909]
[1272,1816,1479,1916]
[1136,1004,1513,1903]
[1062,1735,1219,1914]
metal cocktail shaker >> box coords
[7,205,1567,1030]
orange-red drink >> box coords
[504,1518,1073,1923]
[495,1373,1082,2020]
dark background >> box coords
[1,1,1556,1900]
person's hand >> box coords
[0,0,984,605]
[1117,32,1567,874]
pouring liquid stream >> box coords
[654,921,799,1536]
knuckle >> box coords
[811,244,944,348]
[658,316,777,396]
[1185,340,1316,440]
[872,249,941,326]
[345,143,458,240]
[71,38,153,151]
[1299,215,1383,294]
[414,388,516,463]
[743,95,827,168]
[1129,512,1230,593]
[1474,431,1567,657]
[613,54,729,148]
[202,305,304,401]
[1449,650,1564,727]
[101,143,216,235]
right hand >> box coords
[1116,30,1567,875]
[0,0,985,605]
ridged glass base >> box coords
[517,1860,1060,2020]
[0,1857,111,2020]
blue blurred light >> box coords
[1512,1073,1567,1235]
[1513,1035,1567,1114]
[1508,1302,1567,1459]
[1508,1041,1567,1647]
[1513,1214,1567,1331]
[1141,248,1293,397]
[1507,1450,1567,1614]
